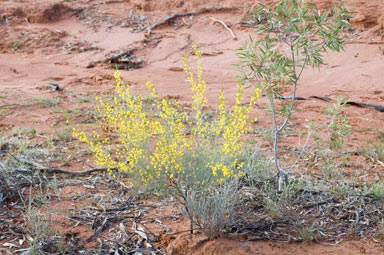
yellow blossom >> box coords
[73,46,261,189]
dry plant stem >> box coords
[285,80,345,172]
[167,174,194,234]
[0,161,12,192]
[147,7,236,34]
[209,17,237,40]
[346,41,384,45]
[288,120,332,171]
[14,156,108,175]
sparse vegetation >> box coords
[22,191,56,254]
[32,97,62,108]
[9,37,26,51]
[238,0,352,191]
[299,226,318,243]
[372,183,384,200]
[185,184,239,239]
[73,46,261,237]
[55,128,72,142]
[1,0,384,254]
[323,97,351,149]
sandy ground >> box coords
[1,0,384,254]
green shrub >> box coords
[73,46,262,236]
[372,183,384,200]
[238,0,352,191]
[185,184,239,239]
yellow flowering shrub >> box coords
[73,46,262,192]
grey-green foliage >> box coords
[0,136,53,195]
[323,96,351,149]
[184,184,239,239]
[238,0,352,191]
[372,183,384,200]
[146,147,241,238]
[299,226,319,243]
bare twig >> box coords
[0,161,15,199]
[147,7,237,34]
[14,156,108,175]
[86,216,115,242]
[346,41,384,45]
[210,17,237,40]
[287,120,332,171]
[105,196,134,212]
[167,228,203,236]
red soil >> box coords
[1,0,384,254]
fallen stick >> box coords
[148,7,237,34]
[14,156,108,175]
[86,216,116,242]
[210,17,237,40]
[346,41,384,45]
[276,95,384,113]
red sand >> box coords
[1,0,384,254]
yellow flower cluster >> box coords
[221,84,262,158]
[205,84,261,179]
[182,45,209,138]
[74,46,261,187]
[146,81,191,179]
[181,45,262,179]
[74,70,160,178]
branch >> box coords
[277,46,297,133]
[14,156,108,175]
[0,162,13,193]
[147,7,236,34]
[287,120,332,171]
[210,17,237,40]
[267,91,288,192]
[296,55,309,80]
